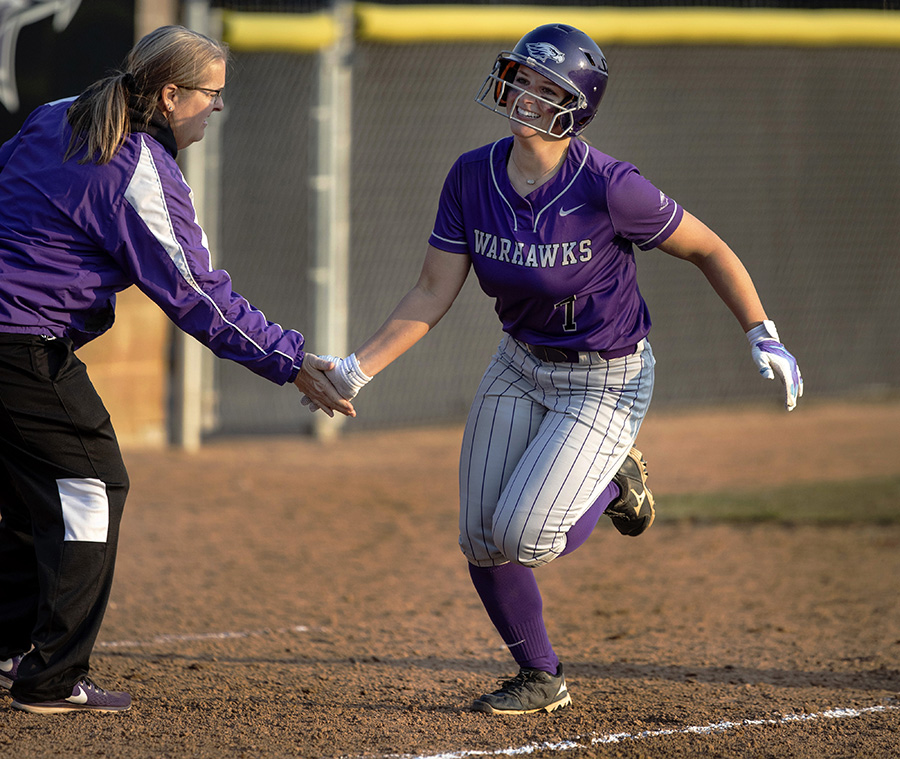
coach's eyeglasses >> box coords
[178,85,224,103]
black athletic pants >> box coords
[0,335,129,701]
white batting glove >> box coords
[327,353,372,400]
[746,320,803,412]
[301,353,373,412]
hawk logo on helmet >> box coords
[525,42,565,64]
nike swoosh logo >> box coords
[559,204,585,217]
[630,488,647,515]
[67,685,88,704]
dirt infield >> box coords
[2,400,899,758]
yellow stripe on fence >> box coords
[222,5,900,51]
[356,5,900,46]
[222,10,338,52]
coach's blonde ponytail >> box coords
[65,25,228,164]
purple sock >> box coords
[468,562,558,674]
[466,480,620,673]
[560,480,620,556]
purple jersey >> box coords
[0,99,303,384]
[428,136,683,352]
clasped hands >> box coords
[297,353,372,415]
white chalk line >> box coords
[96,625,312,649]
[377,704,900,759]
[92,632,897,757]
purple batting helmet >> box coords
[475,23,609,137]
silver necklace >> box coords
[511,148,567,186]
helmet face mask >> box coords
[474,23,609,138]
[475,60,579,138]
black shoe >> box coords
[606,446,656,537]
[472,664,571,715]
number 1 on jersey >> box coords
[554,295,577,333]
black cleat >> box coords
[472,664,571,715]
[606,447,656,537]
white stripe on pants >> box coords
[459,335,654,568]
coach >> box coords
[0,25,353,714]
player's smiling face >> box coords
[506,66,568,137]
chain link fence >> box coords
[212,7,900,434]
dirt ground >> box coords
[2,400,899,758]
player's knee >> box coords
[511,550,557,569]
[459,527,561,568]
[459,533,504,567]
[494,533,559,568]
[461,540,557,568]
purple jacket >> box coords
[0,98,304,384]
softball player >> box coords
[315,23,802,714]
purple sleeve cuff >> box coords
[287,349,305,383]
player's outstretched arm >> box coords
[353,245,471,378]
[657,211,803,411]
[301,246,471,412]
[656,211,767,331]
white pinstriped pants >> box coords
[459,334,655,568]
